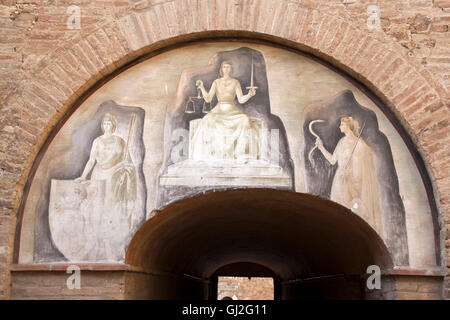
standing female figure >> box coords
[76,113,137,260]
[315,117,382,235]
[77,113,136,203]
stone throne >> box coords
[157,47,294,208]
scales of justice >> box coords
[160,56,291,188]
[184,86,211,114]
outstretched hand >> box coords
[196,80,204,88]
[315,138,323,148]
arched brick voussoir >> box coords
[116,2,190,52]
[21,1,450,109]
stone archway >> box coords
[2,1,448,300]
[123,189,393,299]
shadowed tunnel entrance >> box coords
[124,189,393,299]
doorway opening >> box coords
[212,262,277,300]
[217,277,274,300]
[124,189,393,300]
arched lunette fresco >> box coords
[14,41,439,272]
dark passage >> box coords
[124,189,392,299]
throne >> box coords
[160,117,291,188]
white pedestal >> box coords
[160,159,291,187]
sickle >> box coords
[308,119,325,168]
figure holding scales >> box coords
[192,59,260,162]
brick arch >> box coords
[2,0,448,298]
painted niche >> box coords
[157,47,294,207]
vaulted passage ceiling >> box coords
[126,189,392,280]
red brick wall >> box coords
[0,0,448,299]
[218,277,274,300]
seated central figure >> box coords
[191,61,260,162]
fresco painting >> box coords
[158,47,294,207]
[18,42,435,268]
[301,91,409,265]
